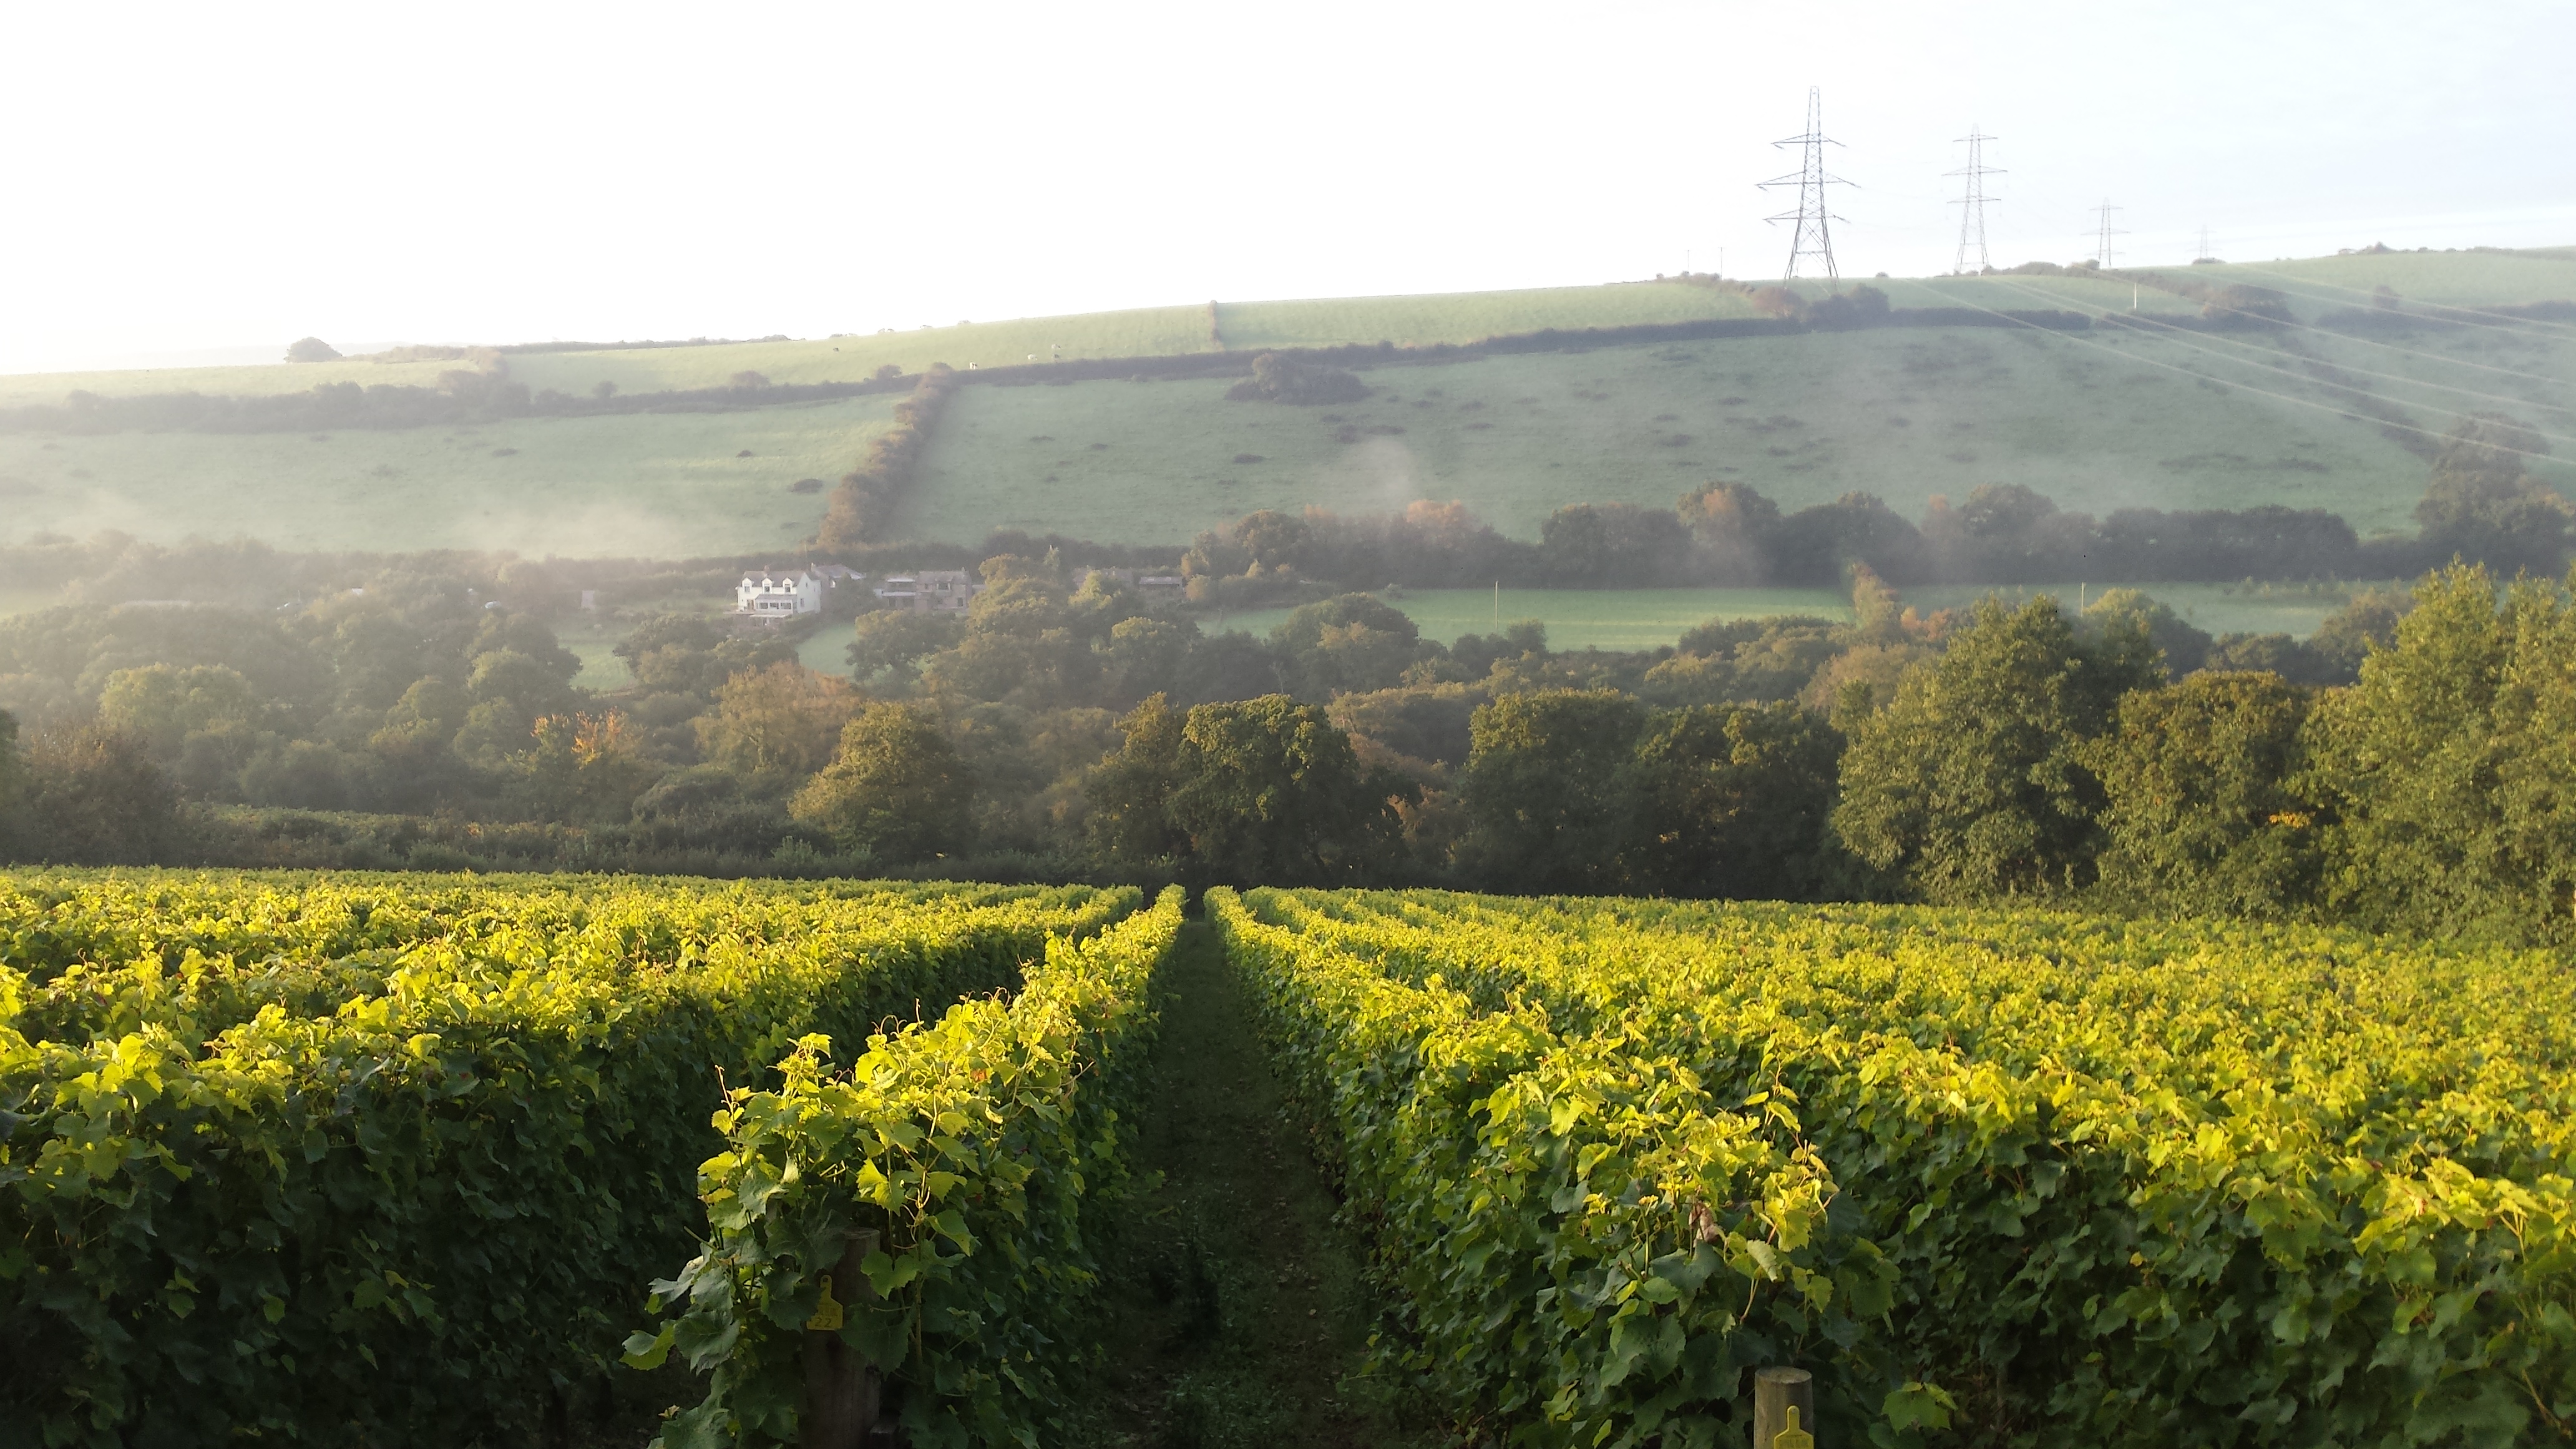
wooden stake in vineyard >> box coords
[801,1228,882,1448]
[1754,1365,1816,1449]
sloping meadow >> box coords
[0,870,1169,1447]
[1217,887,2575,1448]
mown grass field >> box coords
[1216,578,2387,652]
[0,396,900,557]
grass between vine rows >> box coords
[1063,918,1437,1449]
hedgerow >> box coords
[0,870,1138,1447]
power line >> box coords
[1911,260,2576,394]
[1969,268,2576,412]
[1759,87,1853,285]
[2197,225,2215,263]
[1949,277,2576,464]
[2089,200,2127,269]
[1945,129,2002,275]
[2137,275,2576,395]
[2217,263,2576,339]
[1977,273,2576,442]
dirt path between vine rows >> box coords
[1063,917,1435,1448]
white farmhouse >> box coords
[736,567,826,619]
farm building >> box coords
[873,569,982,613]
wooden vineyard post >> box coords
[801,1227,882,1448]
[1754,1365,1816,1449]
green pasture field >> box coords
[557,612,855,692]
[2199,248,2576,308]
[0,354,479,407]
[1213,587,1847,650]
[902,321,2489,545]
[3,247,2563,409]
[501,283,1760,396]
[0,397,900,557]
[1209,579,2383,653]
[0,248,2564,576]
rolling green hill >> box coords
[0,397,900,556]
[899,323,2494,545]
[0,248,2567,570]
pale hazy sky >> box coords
[4,0,2570,373]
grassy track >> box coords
[1064,919,1429,1448]
[0,397,900,555]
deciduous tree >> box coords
[789,703,974,861]
[1833,595,2159,901]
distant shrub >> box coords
[1225,353,1370,405]
[284,337,341,363]
[728,371,769,388]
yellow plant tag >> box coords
[805,1274,844,1332]
[1772,1405,1813,1449]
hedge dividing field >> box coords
[1213,887,2576,1449]
[0,870,1173,1448]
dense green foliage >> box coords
[1221,886,2576,1448]
[626,887,1183,1447]
[1211,887,1847,1449]
[0,871,1138,1446]
[1833,595,2161,901]
[2303,566,2576,940]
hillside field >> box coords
[900,326,2475,545]
[0,396,900,556]
[0,248,2567,570]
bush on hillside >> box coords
[1224,353,1370,405]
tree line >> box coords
[10,524,2569,945]
[1174,414,2568,603]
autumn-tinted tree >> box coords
[2089,671,2318,917]
[695,662,863,778]
[789,703,975,861]
[1833,595,2160,901]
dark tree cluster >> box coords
[1163,411,2566,600]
